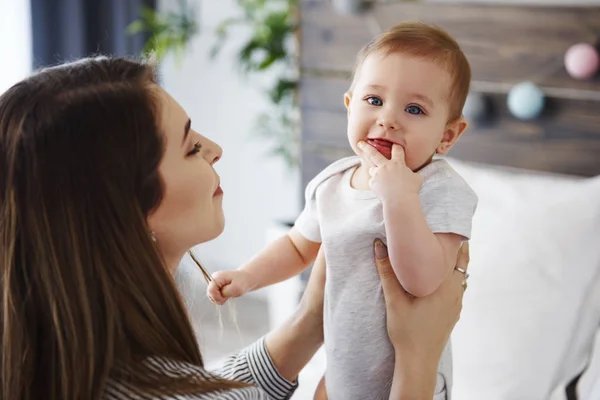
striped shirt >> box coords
[103,337,298,400]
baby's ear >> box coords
[436,117,468,155]
[344,92,352,116]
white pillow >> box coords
[579,331,600,399]
[445,158,600,400]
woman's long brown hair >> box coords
[0,57,247,399]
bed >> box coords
[297,0,600,398]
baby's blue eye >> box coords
[367,97,383,106]
[405,105,424,115]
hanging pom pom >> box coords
[462,92,490,122]
[507,81,545,121]
[564,43,599,80]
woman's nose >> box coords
[202,136,222,165]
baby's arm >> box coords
[240,227,320,291]
[208,228,320,304]
[383,197,461,298]
[356,142,475,298]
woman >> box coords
[0,57,469,399]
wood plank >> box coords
[302,134,600,178]
[301,147,353,191]
[299,73,349,113]
[300,0,600,94]
[301,134,600,189]
[300,76,600,176]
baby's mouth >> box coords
[366,138,394,159]
[367,138,393,149]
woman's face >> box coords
[147,87,224,270]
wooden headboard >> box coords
[299,0,600,189]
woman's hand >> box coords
[264,247,326,381]
[374,239,470,399]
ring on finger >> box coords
[461,279,468,291]
[454,266,470,279]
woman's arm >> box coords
[389,353,439,399]
[209,248,325,399]
[212,338,298,400]
[264,245,326,380]
[375,240,470,400]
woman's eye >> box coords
[188,142,202,156]
[405,105,424,115]
[366,96,383,106]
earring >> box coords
[150,231,157,242]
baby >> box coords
[208,22,477,399]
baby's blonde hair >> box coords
[350,21,471,122]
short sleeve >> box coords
[293,156,361,243]
[293,175,322,243]
[419,161,478,240]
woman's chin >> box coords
[215,221,225,238]
[188,218,225,247]
[209,219,226,241]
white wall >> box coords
[158,0,301,283]
[0,0,32,94]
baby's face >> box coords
[346,51,459,171]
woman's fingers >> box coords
[457,241,470,271]
[373,239,407,308]
[452,241,470,293]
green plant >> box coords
[211,0,300,168]
[129,0,300,168]
[127,0,199,64]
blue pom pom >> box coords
[507,82,545,120]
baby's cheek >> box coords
[346,124,361,145]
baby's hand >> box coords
[357,141,423,203]
[207,270,254,305]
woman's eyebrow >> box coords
[181,118,191,146]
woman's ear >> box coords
[436,117,468,155]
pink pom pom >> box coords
[564,43,599,80]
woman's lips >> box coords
[214,185,223,196]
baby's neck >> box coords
[350,162,371,191]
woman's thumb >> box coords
[374,240,402,299]
[374,239,388,261]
